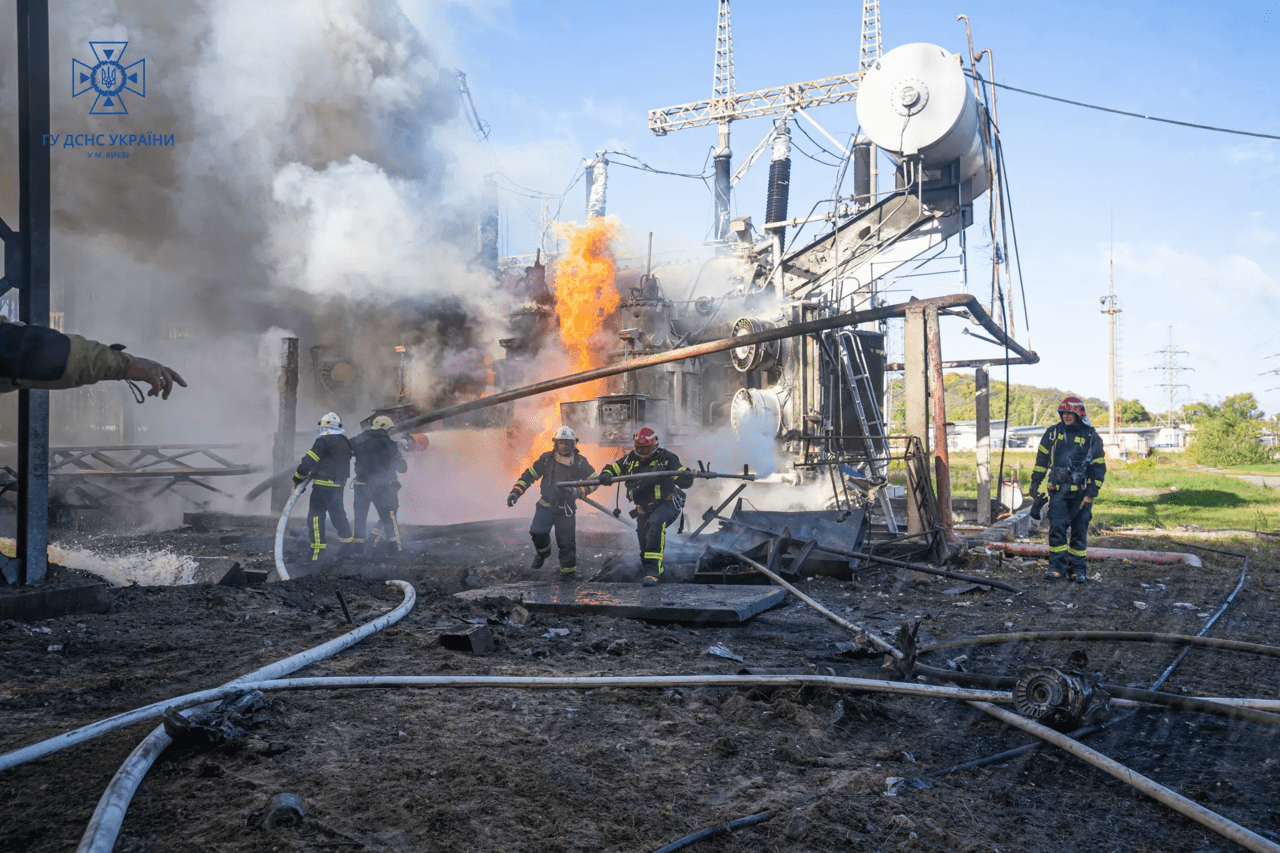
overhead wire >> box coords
[968,71,1280,141]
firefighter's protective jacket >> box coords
[294,434,353,487]
[511,450,596,508]
[350,429,407,486]
[0,319,133,394]
[1029,420,1106,497]
[600,447,694,510]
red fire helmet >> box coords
[1058,396,1087,418]
[633,427,659,449]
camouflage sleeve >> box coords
[56,334,134,389]
[0,322,131,392]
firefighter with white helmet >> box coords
[1028,396,1107,583]
[350,414,409,554]
[293,412,355,561]
[596,427,695,586]
[507,425,596,577]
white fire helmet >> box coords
[553,426,578,444]
[372,416,394,431]
[319,412,342,430]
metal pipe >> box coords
[6,673,1011,778]
[560,469,756,488]
[390,293,1037,434]
[578,494,634,529]
[981,541,1202,567]
[971,702,1280,853]
[708,545,903,659]
[76,581,417,853]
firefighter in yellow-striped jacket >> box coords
[293,412,355,561]
[1028,397,1106,583]
[597,427,694,586]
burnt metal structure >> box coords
[1,445,260,519]
[0,0,52,585]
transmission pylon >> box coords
[1150,327,1192,428]
[649,1,883,241]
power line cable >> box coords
[969,71,1280,141]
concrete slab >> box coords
[454,581,787,624]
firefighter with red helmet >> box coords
[596,427,695,586]
[1028,397,1106,582]
[508,426,597,577]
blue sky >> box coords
[435,0,1280,420]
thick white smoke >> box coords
[0,0,532,527]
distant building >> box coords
[946,421,1190,458]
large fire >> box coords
[520,217,623,467]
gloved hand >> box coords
[507,490,520,507]
[675,471,694,489]
[597,470,613,486]
[1029,493,1048,521]
[126,357,188,400]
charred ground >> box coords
[2,518,1279,853]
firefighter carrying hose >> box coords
[1028,397,1107,583]
[507,426,596,578]
[293,412,355,561]
[597,427,694,586]
[350,415,408,554]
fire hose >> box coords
[273,479,309,582]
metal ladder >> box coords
[832,331,899,532]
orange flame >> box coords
[519,218,623,465]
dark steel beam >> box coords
[14,0,51,585]
[392,293,1038,433]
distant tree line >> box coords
[882,375,1276,467]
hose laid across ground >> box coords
[917,631,1280,660]
[3,674,1009,774]
[75,579,416,853]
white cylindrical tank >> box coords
[856,43,988,184]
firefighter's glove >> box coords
[507,490,520,508]
[597,470,613,486]
[1029,493,1048,522]
[675,472,695,489]
[126,357,188,400]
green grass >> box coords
[1220,462,1280,475]
[936,450,1280,531]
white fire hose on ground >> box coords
[274,479,309,581]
